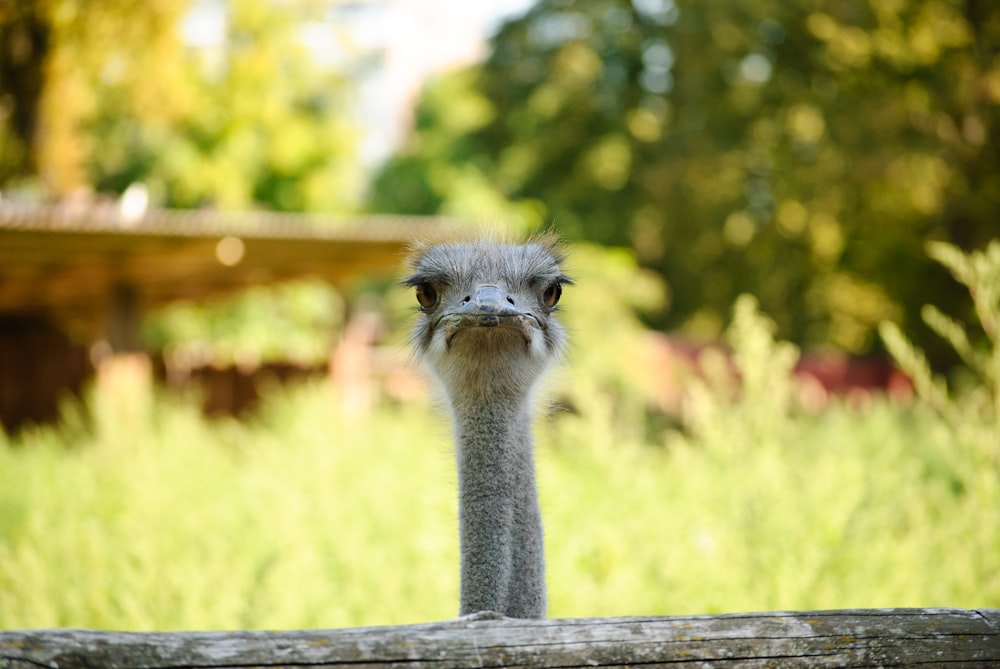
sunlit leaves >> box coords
[881,241,1000,455]
[1,0,362,212]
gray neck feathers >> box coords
[452,396,546,619]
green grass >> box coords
[1,377,997,631]
[3,240,998,630]
[1,387,459,629]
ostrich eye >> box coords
[542,282,562,308]
[415,282,439,310]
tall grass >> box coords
[1,388,460,629]
[3,382,996,629]
[2,242,998,630]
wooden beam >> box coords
[0,203,462,319]
[2,608,998,668]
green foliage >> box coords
[368,70,545,231]
[2,244,998,629]
[3,382,996,629]
[553,243,667,440]
[141,279,344,366]
[3,278,999,628]
[549,396,1000,615]
[684,295,800,449]
[0,0,362,211]
[0,390,459,629]
[879,240,1000,463]
[91,1,362,211]
[370,0,1000,359]
[1,0,197,193]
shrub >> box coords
[879,240,1000,465]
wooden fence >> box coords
[3,608,998,668]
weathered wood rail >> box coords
[2,608,998,668]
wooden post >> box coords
[107,281,141,353]
[2,608,998,668]
[94,281,153,436]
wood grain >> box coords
[3,608,999,668]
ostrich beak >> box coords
[439,285,538,346]
[457,285,521,325]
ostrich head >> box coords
[404,237,572,405]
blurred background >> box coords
[0,0,998,629]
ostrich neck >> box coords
[451,397,546,619]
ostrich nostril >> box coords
[506,296,516,306]
[461,295,471,304]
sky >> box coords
[181,0,536,167]
[352,0,535,165]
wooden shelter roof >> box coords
[0,202,458,339]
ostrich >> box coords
[404,236,571,619]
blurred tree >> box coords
[0,0,361,211]
[91,1,362,211]
[370,0,1000,360]
[142,278,344,367]
[1,0,190,194]
[0,1,47,185]
[369,69,546,229]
